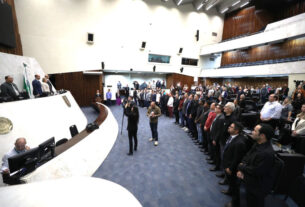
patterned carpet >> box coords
[81,105,296,207]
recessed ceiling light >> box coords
[240,1,250,7]
[197,3,204,10]
[232,0,241,7]
[221,7,229,13]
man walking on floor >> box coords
[147,101,161,146]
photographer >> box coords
[124,96,139,156]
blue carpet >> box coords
[81,105,297,207]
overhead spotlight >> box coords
[240,1,250,7]
[232,0,241,7]
[177,0,183,6]
[180,67,184,73]
[153,65,156,72]
[101,62,105,70]
[130,68,133,71]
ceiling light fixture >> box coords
[221,7,229,13]
[240,1,249,7]
[197,3,204,10]
[232,0,241,7]
[206,4,213,10]
[206,0,217,11]
[177,0,183,6]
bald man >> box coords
[1,138,30,174]
[1,138,30,185]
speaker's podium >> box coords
[275,153,305,194]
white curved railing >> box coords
[0,177,141,207]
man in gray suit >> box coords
[1,76,21,100]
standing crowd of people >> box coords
[119,80,305,207]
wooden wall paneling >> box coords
[276,0,305,20]
[205,78,223,86]
[206,77,288,89]
[221,37,305,66]
[222,0,305,41]
[54,72,103,106]
[0,0,23,55]
[166,74,195,89]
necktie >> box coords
[223,136,233,152]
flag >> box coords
[23,63,34,99]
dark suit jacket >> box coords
[32,79,42,96]
[210,113,225,143]
[223,134,247,173]
[124,106,139,132]
[186,100,197,117]
[0,82,20,99]
[238,141,275,195]
[221,113,237,145]
[199,108,210,126]
[173,97,179,112]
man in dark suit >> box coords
[32,74,43,97]
[125,84,130,97]
[218,102,237,181]
[210,104,225,171]
[0,76,21,100]
[199,101,211,153]
[124,97,139,156]
[186,94,195,137]
[237,124,275,207]
[223,122,247,207]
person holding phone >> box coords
[124,97,139,156]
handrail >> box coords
[54,102,108,156]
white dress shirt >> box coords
[167,97,173,107]
[292,117,305,135]
[41,82,50,93]
[1,148,24,173]
[260,101,282,119]
[156,93,160,103]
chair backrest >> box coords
[55,138,68,147]
[271,154,285,193]
[69,125,79,137]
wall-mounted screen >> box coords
[148,54,171,64]
[0,3,16,48]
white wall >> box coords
[14,0,224,76]
[288,73,305,96]
[0,92,87,177]
[200,55,222,69]
[0,52,47,92]
[104,73,167,100]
